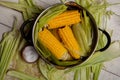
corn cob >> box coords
[50,29,61,41]
[38,28,71,60]
[58,25,81,59]
[47,10,81,29]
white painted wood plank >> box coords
[0,6,23,29]
[99,70,120,80]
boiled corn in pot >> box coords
[20,1,111,69]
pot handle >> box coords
[20,19,35,45]
[96,28,111,52]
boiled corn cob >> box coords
[50,29,61,41]
[38,28,71,60]
[47,10,81,29]
[58,25,81,59]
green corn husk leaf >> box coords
[7,70,40,80]
[74,70,80,80]
[75,0,120,28]
[38,59,66,80]
[82,10,92,46]
[48,68,65,80]
[26,0,35,6]
[0,18,21,80]
[72,23,90,56]
[80,67,87,80]
[67,41,120,72]
[0,0,42,20]
[91,63,103,80]
[75,0,90,8]
[38,59,51,79]
[19,0,28,5]
[73,63,103,80]
[0,1,25,12]
[86,66,91,80]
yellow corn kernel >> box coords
[50,29,61,41]
[38,28,68,60]
[58,25,81,59]
[47,10,81,29]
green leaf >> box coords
[19,0,28,5]
[92,63,103,80]
[74,70,80,80]
[26,0,34,6]
[0,18,21,80]
[0,1,25,12]
[0,0,43,20]
[72,23,90,56]
[80,67,87,80]
[7,70,40,80]
[86,67,92,80]
[48,68,65,80]
[38,59,66,80]
[67,41,120,72]
[38,59,50,79]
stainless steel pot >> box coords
[20,1,111,69]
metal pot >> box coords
[20,1,111,69]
